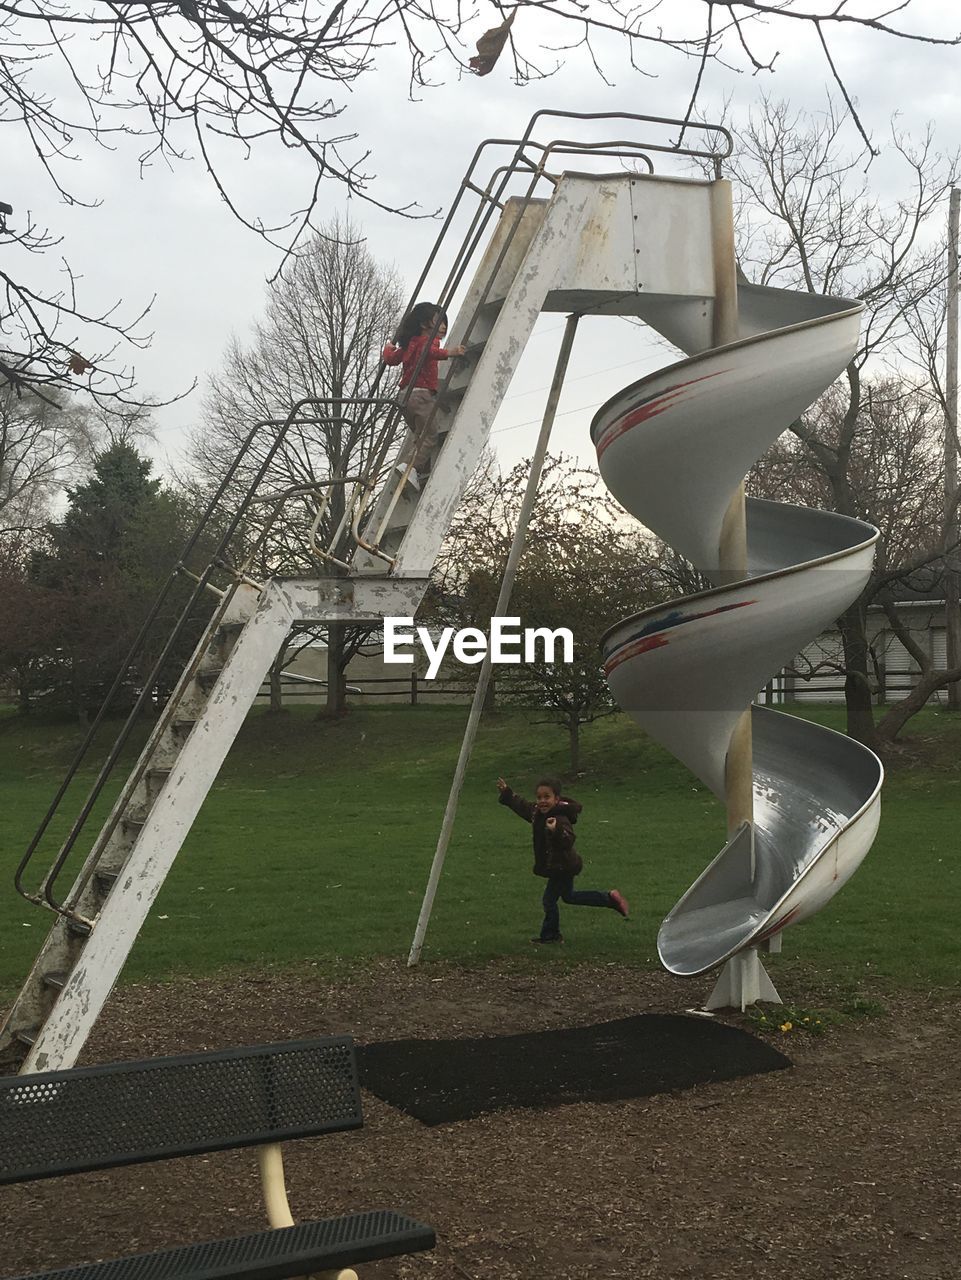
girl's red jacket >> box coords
[383,335,454,391]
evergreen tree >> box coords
[28,444,211,721]
[57,443,161,564]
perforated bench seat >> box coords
[0,1038,436,1280]
[8,1212,436,1280]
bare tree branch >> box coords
[3,1,958,403]
[728,96,959,744]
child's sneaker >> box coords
[394,463,419,491]
[530,934,564,944]
[609,890,630,918]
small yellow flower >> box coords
[779,1021,793,1032]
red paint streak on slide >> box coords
[596,369,730,459]
[754,905,802,943]
[604,599,757,676]
[603,632,668,675]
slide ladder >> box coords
[348,199,551,570]
[1,570,425,1074]
[0,116,605,1071]
[1,581,285,1071]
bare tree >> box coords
[749,379,958,733]
[725,98,960,746]
[0,201,156,405]
[2,4,957,401]
[899,238,961,712]
[428,454,658,770]
[195,212,403,715]
[0,387,162,554]
[0,389,95,545]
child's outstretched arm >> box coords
[496,777,535,823]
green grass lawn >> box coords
[0,702,959,1001]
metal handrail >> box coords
[13,400,396,917]
[348,143,556,555]
[346,108,732,561]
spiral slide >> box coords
[591,283,884,978]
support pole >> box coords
[946,188,960,712]
[710,179,753,843]
[257,1145,359,1280]
[258,1145,295,1228]
[408,315,581,966]
[704,948,781,1012]
[705,180,780,1011]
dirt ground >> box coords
[2,960,959,1280]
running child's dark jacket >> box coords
[498,788,583,878]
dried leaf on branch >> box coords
[469,10,517,75]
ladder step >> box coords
[65,917,92,938]
[15,1027,38,1048]
[145,767,172,801]
[209,620,246,653]
[464,340,486,359]
[43,970,68,992]
[197,667,224,690]
[122,814,146,834]
[94,867,120,889]
[172,717,197,734]
[438,384,466,410]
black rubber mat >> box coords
[356,1014,791,1125]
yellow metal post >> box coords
[257,1145,359,1280]
[704,181,780,1011]
[711,179,754,848]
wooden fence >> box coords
[259,668,949,707]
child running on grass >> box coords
[496,776,629,944]
[382,301,465,489]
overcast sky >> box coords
[7,1,961,479]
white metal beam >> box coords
[22,583,296,1072]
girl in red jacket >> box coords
[496,776,629,944]
[383,302,465,489]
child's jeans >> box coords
[541,874,612,939]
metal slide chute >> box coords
[654,708,883,976]
[593,284,884,977]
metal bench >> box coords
[0,1036,434,1280]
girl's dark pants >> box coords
[541,875,612,940]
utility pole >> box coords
[946,188,960,711]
